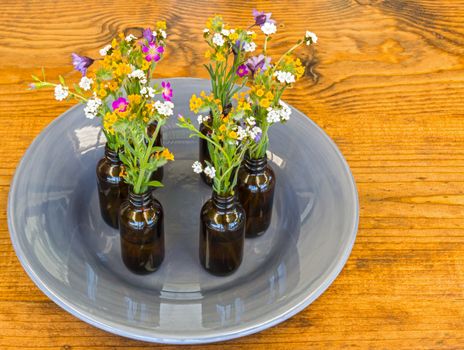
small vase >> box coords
[200,192,246,276]
[237,155,275,238]
[147,121,163,183]
[96,144,128,228]
[198,103,232,186]
[119,189,165,274]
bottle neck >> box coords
[212,192,236,211]
[244,154,267,173]
[128,190,152,207]
[105,144,120,164]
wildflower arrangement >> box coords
[244,10,317,159]
[179,92,261,196]
[203,15,256,112]
[29,21,173,152]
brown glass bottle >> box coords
[199,192,246,276]
[96,144,128,228]
[199,103,232,186]
[119,190,165,275]
[237,155,275,238]
[147,122,163,183]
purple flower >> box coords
[252,9,275,27]
[142,42,164,62]
[161,81,173,101]
[236,64,249,77]
[143,28,154,43]
[112,97,128,113]
[29,83,36,90]
[246,55,271,76]
[71,53,94,76]
[254,131,262,143]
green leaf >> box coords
[58,75,65,86]
[31,74,39,81]
[73,83,82,95]
[146,181,164,188]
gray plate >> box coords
[8,78,358,344]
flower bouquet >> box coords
[30,22,175,274]
[178,92,259,275]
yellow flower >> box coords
[156,20,167,30]
[296,66,305,77]
[228,131,237,139]
[98,87,107,98]
[108,81,119,92]
[256,89,264,97]
[128,94,142,105]
[260,98,271,108]
[111,38,118,48]
[219,124,227,132]
[114,63,131,77]
[229,32,239,41]
[190,94,203,113]
[142,60,151,71]
[265,91,274,100]
[215,52,226,62]
[157,148,174,161]
[204,50,211,59]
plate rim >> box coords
[7,77,359,344]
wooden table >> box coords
[1,1,464,349]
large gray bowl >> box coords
[8,78,358,344]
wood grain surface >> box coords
[1,0,464,348]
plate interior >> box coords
[8,78,358,343]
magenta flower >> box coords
[252,9,275,27]
[112,97,128,113]
[236,64,249,77]
[142,42,164,62]
[161,81,173,101]
[246,55,271,76]
[71,53,94,76]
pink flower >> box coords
[142,42,165,62]
[161,81,173,101]
[236,64,249,77]
[112,97,128,112]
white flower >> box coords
[279,100,292,121]
[261,22,277,35]
[274,70,296,84]
[246,116,256,126]
[140,86,155,98]
[128,69,147,85]
[203,28,210,34]
[54,84,68,101]
[159,29,167,39]
[197,114,210,124]
[84,97,102,119]
[204,165,216,179]
[266,107,281,124]
[192,161,203,174]
[243,41,256,52]
[212,33,225,47]
[78,76,93,91]
[247,30,255,36]
[305,31,318,45]
[99,44,112,56]
[125,34,137,42]
[237,126,248,141]
[221,29,230,36]
[249,126,262,141]
[154,100,174,116]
